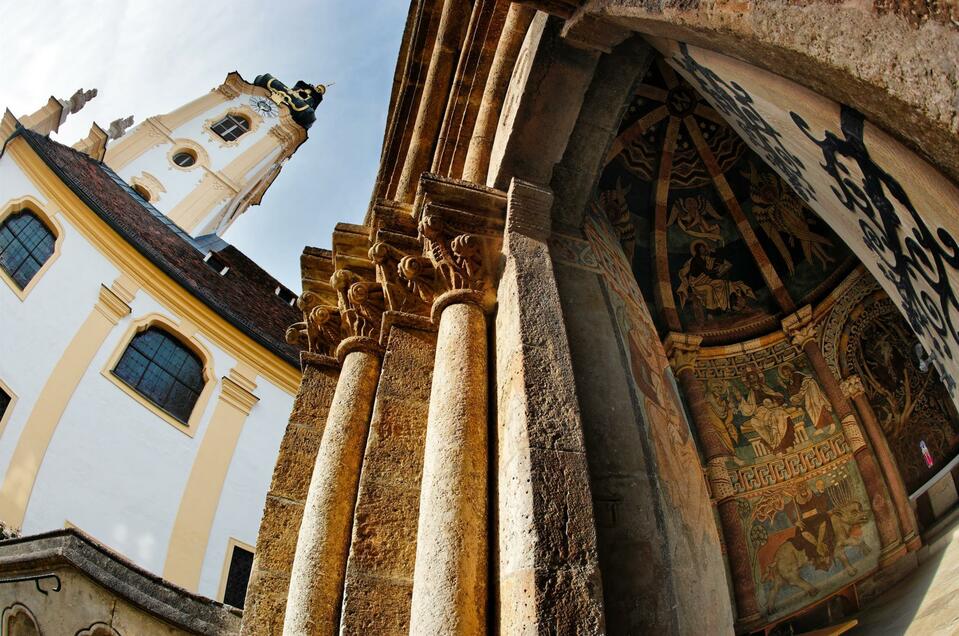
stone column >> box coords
[665,333,761,627]
[462,3,536,183]
[241,353,339,636]
[494,179,604,632]
[395,0,471,202]
[409,291,490,636]
[283,269,386,635]
[782,307,906,566]
[841,375,922,552]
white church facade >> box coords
[0,73,323,613]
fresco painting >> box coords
[700,348,880,619]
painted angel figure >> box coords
[745,162,834,273]
[667,195,724,244]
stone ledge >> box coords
[0,528,241,634]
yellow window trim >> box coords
[167,138,211,173]
[100,313,217,438]
[0,195,64,301]
[8,137,300,395]
[0,377,17,439]
[202,104,264,148]
[217,536,256,605]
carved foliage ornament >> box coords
[397,214,491,313]
[285,269,386,358]
[782,306,818,349]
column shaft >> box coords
[409,301,488,635]
[673,364,761,624]
[849,387,921,551]
[283,348,381,635]
[801,340,905,562]
[461,3,535,183]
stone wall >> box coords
[0,529,240,635]
[240,358,338,635]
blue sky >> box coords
[2,0,408,290]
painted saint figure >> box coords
[705,379,741,456]
[738,395,803,453]
[677,240,757,321]
[779,363,834,433]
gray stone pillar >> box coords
[409,292,489,636]
[494,179,605,632]
[283,337,382,635]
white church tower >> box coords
[104,73,324,237]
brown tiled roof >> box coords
[19,128,301,367]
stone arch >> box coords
[75,621,122,636]
[1,602,40,636]
[564,2,959,183]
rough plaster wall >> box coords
[0,568,188,635]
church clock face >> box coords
[249,96,278,118]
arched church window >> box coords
[172,149,197,167]
[0,210,56,289]
[112,327,205,424]
[211,113,250,142]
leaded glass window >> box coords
[211,114,250,142]
[113,327,205,423]
[0,211,55,289]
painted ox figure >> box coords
[763,501,871,612]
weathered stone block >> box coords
[340,571,413,636]
[253,495,304,573]
[288,363,338,428]
[269,423,322,502]
[240,569,290,636]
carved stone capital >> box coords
[331,269,384,342]
[706,456,735,502]
[664,332,703,375]
[781,305,818,349]
[840,375,866,399]
[369,240,432,316]
[287,290,342,358]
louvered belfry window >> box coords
[0,210,55,289]
[113,327,205,423]
[211,114,250,142]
